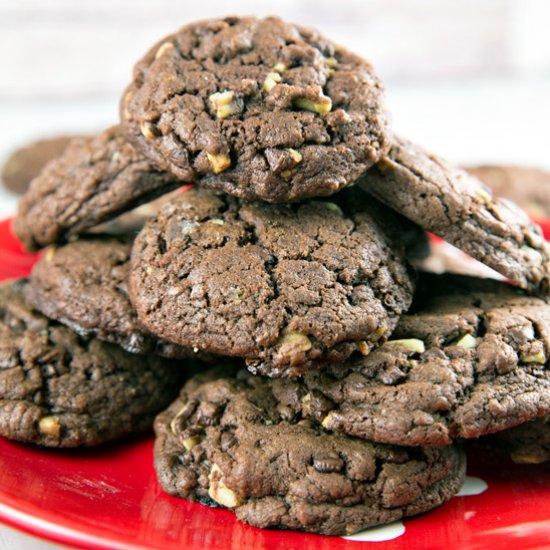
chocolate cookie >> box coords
[1,136,79,195]
[283,273,550,446]
[130,187,416,378]
[467,165,550,220]
[481,416,550,464]
[13,126,180,251]
[0,280,184,447]
[359,138,550,295]
[121,16,389,203]
[154,367,465,536]
[23,235,202,359]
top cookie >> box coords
[13,126,180,251]
[129,186,416,378]
[359,137,550,295]
[467,165,550,220]
[121,16,389,203]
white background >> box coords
[0,0,549,547]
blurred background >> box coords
[0,0,549,217]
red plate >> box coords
[1,217,550,550]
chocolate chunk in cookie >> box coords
[154,366,465,535]
[13,126,180,251]
[23,235,206,359]
[130,187,416,377]
[121,16,390,203]
[1,136,82,195]
[360,138,550,295]
[466,165,550,220]
[285,272,550,446]
[0,280,185,447]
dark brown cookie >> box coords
[477,416,550,465]
[23,235,204,359]
[279,272,550,446]
[466,165,550,220]
[121,16,390,203]
[360,138,550,296]
[130,187,416,378]
[0,280,185,447]
[1,136,80,194]
[13,126,180,251]
[154,367,465,536]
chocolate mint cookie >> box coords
[0,280,184,447]
[23,235,201,359]
[1,136,81,195]
[467,165,550,220]
[479,416,550,465]
[154,367,465,536]
[130,187,416,378]
[284,273,550,446]
[13,126,180,251]
[360,138,550,295]
[121,16,389,203]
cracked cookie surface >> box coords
[13,126,180,251]
[360,138,550,295]
[129,186,416,377]
[24,235,207,359]
[0,280,185,447]
[283,272,550,446]
[121,16,389,203]
[154,366,465,535]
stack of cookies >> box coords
[5,15,550,536]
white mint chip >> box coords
[456,475,488,497]
[342,521,405,542]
